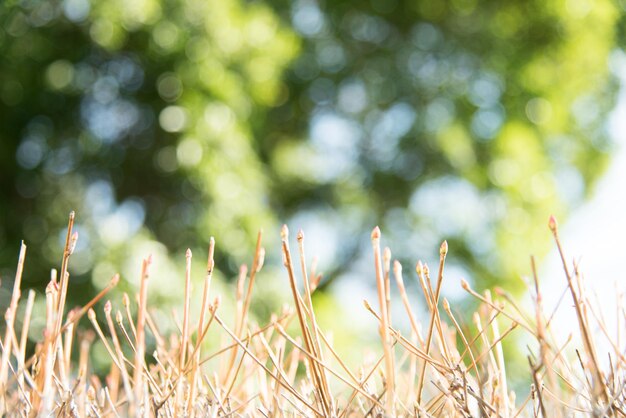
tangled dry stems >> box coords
[0,212,625,417]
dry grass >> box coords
[0,212,625,417]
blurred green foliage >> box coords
[0,0,299,306]
[0,0,623,309]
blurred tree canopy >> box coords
[0,0,622,305]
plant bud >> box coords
[440,240,448,257]
[363,299,372,311]
[393,260,402,276]
[415,260,423,276]
[110,274,120,286]
[548,215,558,232]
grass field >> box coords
[0,212,624,417]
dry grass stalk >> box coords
[416,240,448,407]
[0,241,26,414]
[548,216,610,410]
[371,226,396,415]
[1,213,626,417]
[53,212,76,349]
[104,300,133,404]
[297,229,334,414]
[281,224,332,417]
[133,255,152,415]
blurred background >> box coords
[1,0,625,356]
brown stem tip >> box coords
[393,260,402,276]
[440,240,448,257]
[415,260,423,276]
[548,215,558,232]
[362,299,372,311]
[371,226,381,240]
[110,274,120,286]
[296,229,304,242]
[281,224,289,241]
